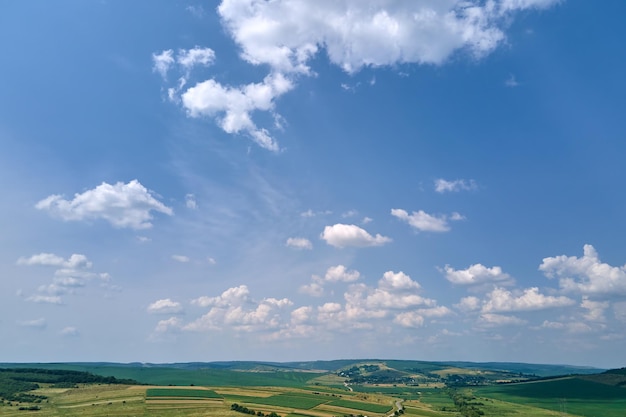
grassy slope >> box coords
[476,377,626,417]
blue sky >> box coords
[1,0,626,368]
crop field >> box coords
[235,393,331,409]
[325,398,392,413]
[146,388,222,398]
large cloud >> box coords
[180,72,293,151]
[443,263,514,287]
[36,180,173,230]
[321,223,391,248]
[186,285,292,332]
[481,287,574,313]
[539,244,626,295]
[17,253,112,305]
[218,0,561,73]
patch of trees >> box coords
[444,389,484,417]
[0,368,140,403]
[230,403,279,417]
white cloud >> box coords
[192,285,250,308]
[147,298,183,314]
[481,287,574,313]
[152,47,215,78]
[362,216,373,224]
[18,252,112,305]
[479,313,527,326]
[36,180,173,230]
[391,208,463,232]
[171,255,190,263]
[155,317,183,333]
[443,263,514,286]
[26,295,63,305]
[324,265,360,282]
[341,209,358,218]
[397,306,453,326]
[299,282,324,297]
[177,46,215,70]
[18,318,47,329]
[152,49,175,78]
[286,237,313,250]
[217,0,560,74]
[394,311,425,328]
[185,194,198,209]
[434,178,477,193]
[60,326,79,337]
[614,302,626,323]
[321,223,391,248]
[505,74,519,87]
[185,286,292,332]
[180,72,293,151]
[455,296,481,312]
[157,1,560,151]
[17,253,92,269]
[580,297,609,322]
[301,209,332,217]
[539,244,626,295]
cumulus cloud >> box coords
[455,296,481,312]
[321,223,391,248]
[324,265,360,282]
[286,237,313,250]
[300,265,360,296]
[217,0,560,74]
[539,244,626,295]
[36,180,173,230]
[580,297,609,322]
[391,209,463,233]
[17,253,92,269]
[481,287,574,313]
[155,317,183,333]
[18,252,112,305]
[443,263,514,287]
[299,282,324,297]
[434,178,477,193]
[186,285,292,332]
[180,72,293,151]
[147,298,183,314]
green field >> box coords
[146,388,222,398]
[327,398,392,413]
[476,377,626,417]
[243,393,329,409]
[1,361,623,417]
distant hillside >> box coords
[0,359,607,387]
[580,367,626,386]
